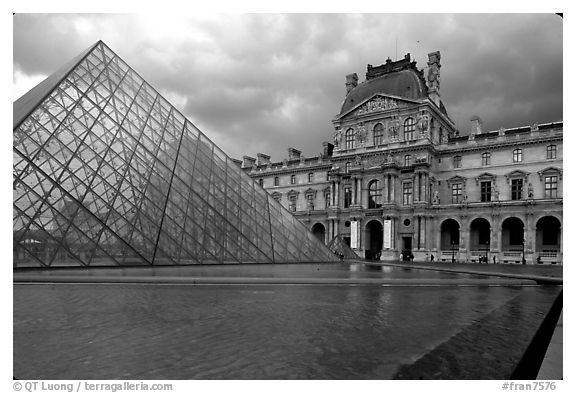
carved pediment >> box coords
[475,172,496,185]
[446,175,467,184]
[505,170,529,183]
[287,189,299,198]
[354,95,399,116]
[538,166,562,181]
[304,188,317,197]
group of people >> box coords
[399,252,414,262]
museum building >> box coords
[242,52,563,264]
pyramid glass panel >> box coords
[13,41,338,267]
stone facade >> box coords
[242,53,563,264]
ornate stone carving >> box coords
[356,96,399,115]
[440,127,448,143]
[388,117,400,140]
[417,110,430,135]
[356,123,368,146]
[333,128,343,148]
[432,190,440,205]
[427,51,441,92]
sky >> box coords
[12,13,563,163]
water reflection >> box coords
[13,284,560,379]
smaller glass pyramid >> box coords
[13,40,339,267]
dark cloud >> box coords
[13,13,562,162]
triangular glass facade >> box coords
[13,41,338,267]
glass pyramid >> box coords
[13,40,338,267]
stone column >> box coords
[334,220,339,237]
[416,173,421,202]
[391,175,396,203]
[424,173,429,202]
[334,181,340,207]
[331,181,335,206]
[384,175,389,202]
[491,215,500,254]
[420,216,426,250]
[358,178,363,207]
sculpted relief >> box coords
[356,123,368,145]
[388,117,400,140]
[334,128,343,147]
[417,111,430,134]
[355,96,398,115]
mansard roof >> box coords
[340,54,448,117]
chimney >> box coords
[242,155,256,168]
[256,153,271,166]
[470,116,483,134]
[322,142,334,158]
[288,147,301,160]
[345,73,358,94]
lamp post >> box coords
[522,238,526,264]
[451,240,456,263]
[485,240,489,264]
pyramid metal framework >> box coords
[13,41,338,267]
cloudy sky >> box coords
[13,13,562,162]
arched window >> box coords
[258,178,264,187]
[482,152,491,166]
[274,176,279,187]
[373,123,384,145]
[345,162,351,173]
[290,174,296,185]
[404,154,412,167]
[308,172,314,183]
[345,128,355,149]
[404,118,415,141]
[547,145,557,159]
[368,180,382,209]
[513,148,522,162]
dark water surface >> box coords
[13,268,560,379]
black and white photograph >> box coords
[10,8,565,386]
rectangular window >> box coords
[306,194,314,211]
[513,149,522,163]
[482,152,491,166]
[511,178,523,200]
[402,182,413,205]
[545,176,558,198]
[451,183,463,203]
[480,181,492,202]
[453,156,462,168]
[344,188,352,208]
[290,175,296,185]
[308,173,313,183]
[289,195,297,211]
[547,145,557,159]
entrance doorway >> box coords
[311,223,326,244]
[364,220,383,260]
[402,236,413,261]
